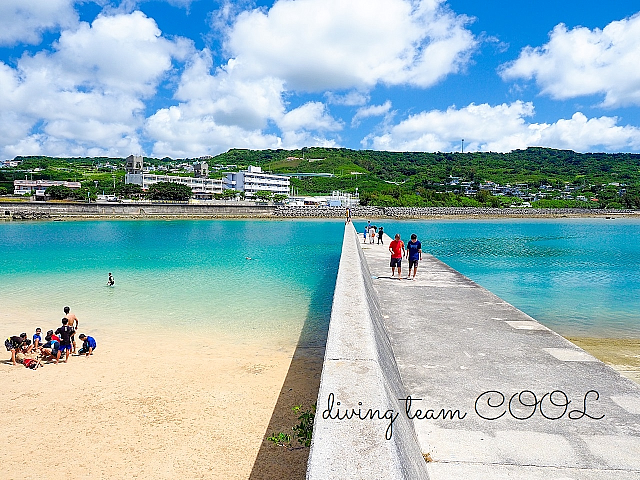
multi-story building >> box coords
[14,179,82,197]
[124,155,223,197]
[224,165,289,198]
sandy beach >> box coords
[3,330,639,480]
[0,327,323,480]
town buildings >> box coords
[13,179,81,197]
[124,155,223,198]
[224,165,289,198]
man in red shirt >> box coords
[388,233,405,279]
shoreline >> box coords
[1,201,639,222]
[565,336,640,385]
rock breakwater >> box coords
[273,205,639,218]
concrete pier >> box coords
[308,224,640,479]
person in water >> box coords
[107,273,114,286]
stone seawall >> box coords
[274,205,639,218]
[2,201,638,220]
[306,224,428,479]
[1,202,275,219]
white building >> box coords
[224,165,289,198]
[327,190,360,207]
[125,173,223,197]
[14,179,82,197]
[124,155,223,197]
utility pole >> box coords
[461,139,465,153]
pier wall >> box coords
[0,201,275,219]
[306,224,428,479]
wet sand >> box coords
[0,328,323,480]
[566,337,640,384]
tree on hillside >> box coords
[45,185,73,200]
[116,183,143,198]
[220,189,237,200]
[253,190,273,201]
[146,182,192,201]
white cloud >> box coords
[352,100,393,127]
[325,91,370,107]
[51,11,192,96]
[0,11,191,157]
[142,0,476,156]
[278,102,343,132]
[501,13,640,107]
[364,102,640,152]
[225,0,476,91]
[174,50,285,130]
[144,49,287,157]
[0,0,78,46]
[145,105,282,158]
[145,46,346,157]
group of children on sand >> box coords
[5,306,97,369]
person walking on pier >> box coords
[389,234,405,279]
[377,226,384,245]
[406,234,422,280]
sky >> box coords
[2,0,640,159]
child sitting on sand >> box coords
[33,328,42,348]
[39,331,60,361]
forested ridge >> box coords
[3,147,640,208]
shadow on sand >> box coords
[248,262,337,480]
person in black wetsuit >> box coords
[55,318,75,364]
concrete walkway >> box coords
[359,231,640,480]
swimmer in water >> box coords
[107,272,114,286]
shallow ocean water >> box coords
[2,217,639,342]
[0,219,343,347]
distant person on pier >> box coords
[405,234,422,280]
[363,225,368,243]
[377,226,384,245]
[389,234,405,279]
[345,208,351,223]
[369,225,376,244]
[107,272,115,286]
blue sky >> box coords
[1,0,640,159]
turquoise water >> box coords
[0,220,343,347]
[380,218,640,338]
[2,218,639,342]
